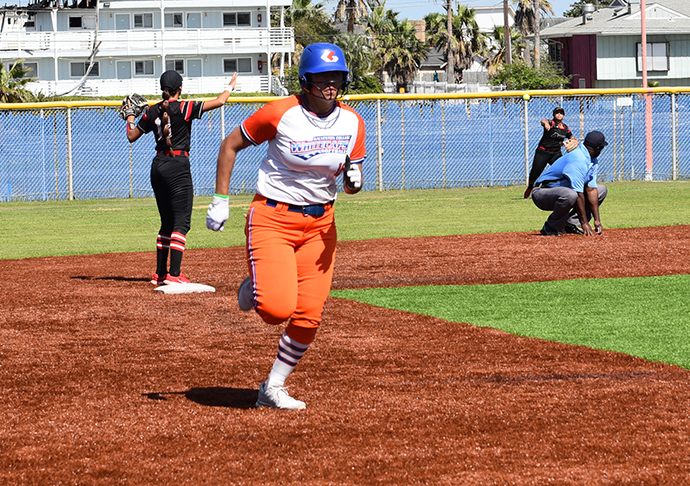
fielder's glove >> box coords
[206,195,229,232]
[343,155,362,191]
[563,138,579,152]
[119,93,149,120]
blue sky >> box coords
[326,0,575,22]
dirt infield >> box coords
[2,226,690,485]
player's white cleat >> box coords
[237,276,253,311]
[256,381,306,410]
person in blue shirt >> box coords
[531,130,608,236]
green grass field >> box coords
[2,181,690,259]
[2,181,688,369]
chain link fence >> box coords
[2,90,690,202]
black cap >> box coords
[553,107,565,116]
[584,131,608,148]
[160,70,183,91]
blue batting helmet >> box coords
[298,43,350,90]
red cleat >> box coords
[163,273,192,285]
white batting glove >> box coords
[346,164,362,189]
[206,195,229,232]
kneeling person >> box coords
[531,131,608,236]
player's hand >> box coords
[228,72,238,91]
[207,195,229,232]
[594,221,603,235]
[541,119,552,130]
[345,163,362,190]
[581,222,595,236]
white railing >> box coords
[25,74,272,97]
[0,27,294,58]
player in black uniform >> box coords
[524,107,575,199]
[125,70,237,285]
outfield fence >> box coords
[2,87,690,202]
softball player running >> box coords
[125,70,237,285]
[206,43,366,410]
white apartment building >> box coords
[0,0,294,97]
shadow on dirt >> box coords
[143,387,258,409]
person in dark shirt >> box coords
[524,107,576,199]
[125,70,237,285]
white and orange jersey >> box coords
[241,95,366,205]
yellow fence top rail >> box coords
[3,87,690,109]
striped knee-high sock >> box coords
[266,331,310,388]
[168,231,186,276]
[156,233,171,276]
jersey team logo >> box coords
[291,135,351,160]
[321,50,338,63]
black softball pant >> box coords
[528,148,564,186]
[150,154,194,236]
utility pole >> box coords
[503,0,511,64]
[446,0,454,83]
[534,0,540,68]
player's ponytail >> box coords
[161,87,174,101]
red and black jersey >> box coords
[137,100,204,153]
[537,119,572,150]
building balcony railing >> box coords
[0,27,294,58]
[24,74,283,97]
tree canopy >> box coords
[489,60,572,90]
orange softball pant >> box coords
[245,195,337,344]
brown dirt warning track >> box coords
[1,226,690,485]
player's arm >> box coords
[214,126,252,196]
[126,115,143,143]
[585,185,602,234]
[203,73,238,112]
[541,119,552,130]
[206,126,252,231]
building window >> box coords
[548,41,562,63]
[224,58,252,74]
[223,12,251,27]
[24,14,35,30]
[22,62,38,76]
[69,16,83,29]
[164,13,183,28]
[134,13,153,29]
[636,42,669,72]
[135,60,154,76]
[70,61,99,77]
[165,59,185,74]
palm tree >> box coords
[366,7,426,91]
[512,0,554,66]
[335,0,378,33]
[0,60,39,103]
[425,6,485,83]
[337,34,374,75]
[483,26,524,75]
[287,0,339,62]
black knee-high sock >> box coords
[168,231,186,276]
[156,233,171,276]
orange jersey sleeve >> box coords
[241,96,301,146]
